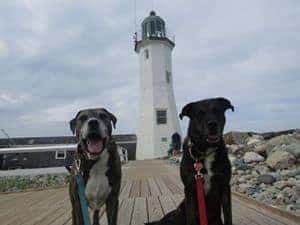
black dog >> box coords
[146,98,233,225]
[68,108,121,225]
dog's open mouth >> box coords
[207,134,220,143]
[86,137,106,155]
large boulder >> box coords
[266,134,300,156]
[266,151,296,169]
[224,132,251,145]
[247,135,264,146]
[283,143,300,159]
[243,152,265,163]
[257,174,276,185]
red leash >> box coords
[194,162,208,225]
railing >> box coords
[0,144,77,154]
[134,28,175,43]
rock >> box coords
[280,169,300,178]
[224,132,251,145]
[286,204,296,211]
[243,152,265,163]
[247,138,263,146]
[266,151,296,169]
[238,177,246,183]
[227,144,244,153]
[254,165,270,175]
[257,174,276,185]
[254,143,268,155]
[274,181,294,190]
[233,159,252,170]
[228,154,237,164]
[238,183,256,194]
[266,134,300,156]
[284,143,300,159]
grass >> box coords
[0,174,70,192]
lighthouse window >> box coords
[144,49,149,59]
[156,110,167,125]
[161,137,168,142]
[166,71,171,83]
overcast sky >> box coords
[0,0,299,138]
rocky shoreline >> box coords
[169,129,300,215]
[227,130,300,214]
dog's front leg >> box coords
[222,184,232,225]
[106,194,119,225]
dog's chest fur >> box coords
[85,149,111,210]
[203,149,216,195]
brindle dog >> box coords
[68,108,121,225]
[146,97,234,225]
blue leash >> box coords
[76,173,92,225]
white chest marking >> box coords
[203,150,216,195]
[85,149,111,210]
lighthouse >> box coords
[134,11,182,159]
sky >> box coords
[0,0,299,138]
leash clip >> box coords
[194,162,204,179]
[75,158,81,175]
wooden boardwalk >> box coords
[0,160,299,225]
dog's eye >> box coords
[79,115,88,121]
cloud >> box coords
[0,0,299,137]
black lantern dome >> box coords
[141,11,166,40]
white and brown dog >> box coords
[68,108,121,225]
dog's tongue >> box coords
[87,139,103,154]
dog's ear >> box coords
[179,102,196,120]
[102,109,117,129]
[69,110,82,135]
[69,118,76,134]
[216,97,234,112]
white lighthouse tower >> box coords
[135,11,182,159]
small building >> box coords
[0,134,136,170]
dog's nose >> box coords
[88,119,99,129]
[207,120,218,134]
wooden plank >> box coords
[170,176,184,190]
[3,189,66,225]
[147,196,164,222]
[48,206,71,225]
[170,194,184,207]
[159,195,176,215]
[162,177,183,195]
[118,198,134,225]
[120,180,127,193]
[23,196,69,225]
[0,190,49,217]
[148,178,161,197]
[140,179,151,197]
[131,197,147,225]
[130,180,140,198]
[120,180,133,199]
[155,177,173,196]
